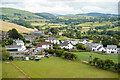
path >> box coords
[11,62,31,80]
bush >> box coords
[104,59,114,69]
[76,43,86,50]
[45,49,55,55]
[9,56,14,61]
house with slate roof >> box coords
[5,40,26,57]
[45,37,60,44]
[85,43,105,52]
[36,42,53,49]
[59,41,75,49]
[61,39,78,45]
[106,45,118,54]
[79,39,90,44]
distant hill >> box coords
[77,12,118,16]
[1,21,34,33]
[35,12,56,18]
[0,8,43,21]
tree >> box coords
[55,49,64,57]
[1,48,10,61]
[50,28,58,34]
[104,59,114,69]
[76,32,81,39]
[93,57,100,65]
[111,38,119,45]
[8,28,23,39]
[76,43,86,50]
[102,38,112,47]
[9,56,14,61]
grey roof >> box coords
[6,45,22,48]
[63,39,77,42]
[107,45,117,49]
[48,37,58,40]
[92,43,103,48]
[15,40,24,43]
[79,39,89,42]
[85,43,102,49]
[59,41,71,46]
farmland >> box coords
[2,57,118,78]
[73,52,119,63]
[1,21,34,33]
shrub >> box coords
[104,59,114,69]
[9,56,14,61]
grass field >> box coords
[2,62,26,78]
[2,57,118,78]
[73,52,119,63]
[1,21,34,33]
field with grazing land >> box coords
[2,62,26,78]
[2,57,118,78]
[74,52,119,63]
[1,21,34,33]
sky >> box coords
[0,0,119,15]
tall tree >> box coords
[8,28,23,39]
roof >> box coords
[79,39,89,42]
[36,42,52,47]
[5,45,22,48]
[107,45,117,49]
[92,43,103,48]
[85,43,102,49]
[15,40,24,43]
[59,41,72,46]
[63,39,77,42]
[48,37,58,40]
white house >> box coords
[36,42,53,49]
[13,40,25,46]
[6,40,26,51]
[92,43,106,52]
[59,41,75,49]
[5,40,26,57]
[106,45,118,54]
[79,39,90,44]
[45,37,60,44]
[85,43,105,52]
[61,39,78,45]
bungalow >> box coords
[36,42,53,49]
[79,39,90,44]
[59,41,75,49]
[45,37,60,44]
[106,45,118,54]
[61,39,78,45]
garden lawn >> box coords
[2,62,26,78]
[73,52,119,63]
[3,56,118,78]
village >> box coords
[1,28,119,61]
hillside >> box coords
[1,21,34,33]
[77,12,118,16]
[35,12,56,18]
[0,8,45,22]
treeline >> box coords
[89,57,120,73]
[11,19,33,28]
[45,49,77,60]
[47,16,118,25]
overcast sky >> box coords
[0,0,119,15]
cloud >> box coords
[0,0,119,14]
